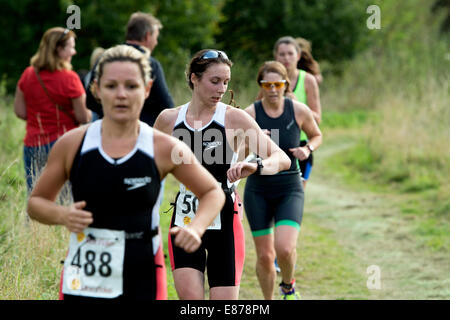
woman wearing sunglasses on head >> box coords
[243,61,322,300]
[154,49,290,300]
[273,36,322,189]
[27,45,225,300]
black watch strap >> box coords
[255,157,263,175]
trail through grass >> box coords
[272,129,450,299]
[161,126,449,300]
[1,106,448,299]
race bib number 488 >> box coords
[62,228,125,299]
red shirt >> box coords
[18,66,85,147]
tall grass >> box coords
[320,1,450,216]
[0,81,69,299]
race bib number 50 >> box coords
[174,184,221,230]
[62,228,125,299]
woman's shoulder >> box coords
[23,66,34,74]
[57,124,89,145]
[291,98,310,111]
[18,66,35,87]
[49,124,89,161]
[153,105,183,134]
[37,68,78,79]
[153,126,178,145]
[242,102,256,118]
[56,68,81,79]
[225,104,247,117]
[158,105,183,122]
[304,72,318,89]
[225,104,257,128]
[19,66,38,79]
[152,126,192,160]
[291,99,313,122]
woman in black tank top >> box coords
[154,50,291,300]
[26,45,225,300]
[244,61,322,300]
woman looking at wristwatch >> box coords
[243,61,322,300]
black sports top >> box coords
[172,102,237,188]
[254,98,300,174]
[70,120,162,254]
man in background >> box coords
[86,12,174,126]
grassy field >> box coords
[1,9,448,297]
[1,100,448,299]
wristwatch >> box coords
[255,157,264,175]
[306,144,314,153]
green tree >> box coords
[151,0,222,67]
[0,0,64,92]
[216,0,369,64]
[63,0,155,73]
[0,0,222,93]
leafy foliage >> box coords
[0,0,221,92]
[0,0,64,91]
[216,0,370,64]
[1,0,447,94]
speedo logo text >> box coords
[124,177,152,191]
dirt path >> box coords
[303,136,449,299]
[238,134,449,300]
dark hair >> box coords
[126,12,162,41]
[273,36,301,58]
[296,37,321,76]
[186,49,233,90]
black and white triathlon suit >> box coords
[168,102,245,288]
[244,98,305,237]
[61,120,167,300]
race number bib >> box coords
[174,184,221,230]
[62,228,125,299]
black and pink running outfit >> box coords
[168,102,245,288]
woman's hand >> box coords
[289,146,310,161]
[62,201,93,233]
[170,226,202,253]
[227,161,257,182]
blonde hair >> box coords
[30,27,76,72]
[91,45,152,97]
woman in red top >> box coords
[14,27,91,193]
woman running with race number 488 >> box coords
[154,49,290,300]
[27,45,225,300]
[244,61,322,300]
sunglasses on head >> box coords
[259,80,286,90]
[57,28,70,44]
[200,50,229,61]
